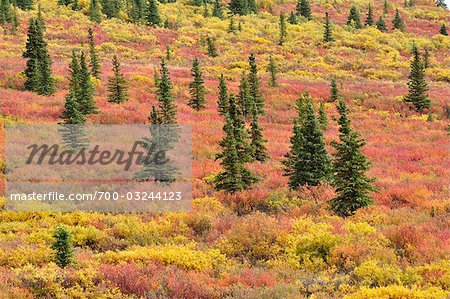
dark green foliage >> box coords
[329,78,339,102]
[203,4,210,17]
[365,3,374,26]
[238,19,242,31]
[237,72,251,116]
[227,93,253,162]
[154,59,177,123]
[212,0,223,18]
[89,0,102,23]
[318,102,328,131]
[278,12,287,45]
[51,225,74,268]
[423,48,430,69]
[247,0,257,13]
[146,0,161,27]
[288,11,298,24]
[229,0,248,15]
[206,36,218,57]
[249,103,269,163]
[11,1,18,35]
[128,0,146,22]
[193,0,203,6]
[436,0,447,9]
[0,0,11,25]
[267,54,277,87]
[78,52,98,115]
[166,45,171,60]
[383,0,389,14]
[228,15,236,33]
[440,23,448,35]
[347,6,362,29]
[59,94,86,124]
[329,100,375,217]
[16,0,32,10]
[23,18,55,95]
[283,97,330,190]
[188,58,206,111]
[376,16,387,30]
[392,9,405,31]
[297,0,311,20]
[248,53,264,115]
[107,55,128,104]
[218,73,228,115]
[101,0,122,18]
[404,45,430,112]
[88,28,101,79]
[323,12,334,42]
[153,67,160,88]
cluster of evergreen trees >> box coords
[345,5,404,31]
[0,0,19,34]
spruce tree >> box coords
[323,12,334,42]
[392,9,405,31]
[278,12,287,45]
[237,72,251,116]
[206,36,218,57]
[51,225,74,268]
[165,45,171,61]
[383,0,389,14]
[347,6,362,29]
[188,58,206,111]
[153,67,160,88]
[89,0,102,23]
[288,11,298,24]
[229,0,248,15]
[283,99,330,190]
[228,15,236,33]
[107,55,128,104]
[267,54,277,87]
[248,53,264,115]
[329,100,375,217]
[88,28,101,79]
[423,48,430,69]
[404,44,430,112]
[212,0,223,18]
[23,18,55,95]
[376,16,387,30]
[217,73,228,115]
[227,93,253,162]
[440,23,448,36]
[60,94,86,124]
[193,0,202,6]
[365,3,374,26]
[11,1,18,35]
[249,103,269,162]
[329,78,339,102]
[297,0,311,20]
[146,0,161,27]
[155,59,177,123]
[0,0,11,25]
[318,102,328,131]
[78,52,98,115]
[247,0,257,14]
[16,0,32,10]
[238,19,243,31]
[436,0,447,9]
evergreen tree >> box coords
[249,103,268,162]
[392,9,405,31]
[227,93,253,161]
[229,0,248,15]
[283,99,330,190]
[155,59,177,123]
[238,19,243,31]
[78,52,98,115]
[60,94,86,124]
[297,0,311,20]
[267,54,277,87]
[203,3,210,17]
[278,12,287,45]
[23,18,55,95]
[329,78,339,102]
[247,0,257,14]
[89,0,102,23]
[146,0,161,26]
[323,12,334,42]
[107,55,128,104]
[153,67,160,88]
[16,0,32,10]
[404,45,430,112]
[101,0,122,18]
[0,0,11,25]
[217,73,228,115]
[51,225,74,268]
[383,0,389,14]
[318,102,328,131]
[165,45,171,60]
[329,100,375,217]
[288,11,298,24]
[237,72,251,116]
[163,17,170,28]
[376,16,387,30]
[128,0,145,22]
[365,3,374,26]
[423,48,430,69]
[436,0,447,9]
[347,6,362,29]
[88,28,101,79]
[212,0,223,18]
[193,0,202,6]
[188,58,206,111]
[248,53,264,115]
[228,15,236,33]
[440,23,448,36]
[206,36,218,57]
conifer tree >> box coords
[88,28,101,79]
[404,45,430,112]
[347,6,362,29]
[318,102,328,131]
[249,103,268,162]
[288,11,298,24]
[383,0,389,14]
[440,23,448,35]
[11,0,18,35]
[365,3,374,26]
[153,67,160,88]
[392,9,405,31]
[297,0,311,20]
[228,15,236,33]
[212,0,223,18]
[227,93,253,161]
[89,0,102,23]
[23,18,55,95]
[193,0,202,6]
[60,94,86,124]
[155,59,177,123]
[248,53,264,115]
[146,0,161,26]
[247,0,257,14]
[267,54,277,87]
[217,73,229,115]
[323,12,334,42]
[165,45,171,60]
[423,48,430,69]
[188,58,206,111]
[329,78,339,102]
[206,36,218,57]
[329,100,375,217]
[436,0,447,9]
[203,3,210,17]
[229,0,248,15]
[283,99,330,190]
[238,19,243,31]
[78,52,98,115]
[236,72,250,116]
[163,17,170,28]
[51,225,74,268]
[16,0,32,10]
[0,0,11,25]
[376,16,387,30]
[278,12,287,45]
[107,55,128,104]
